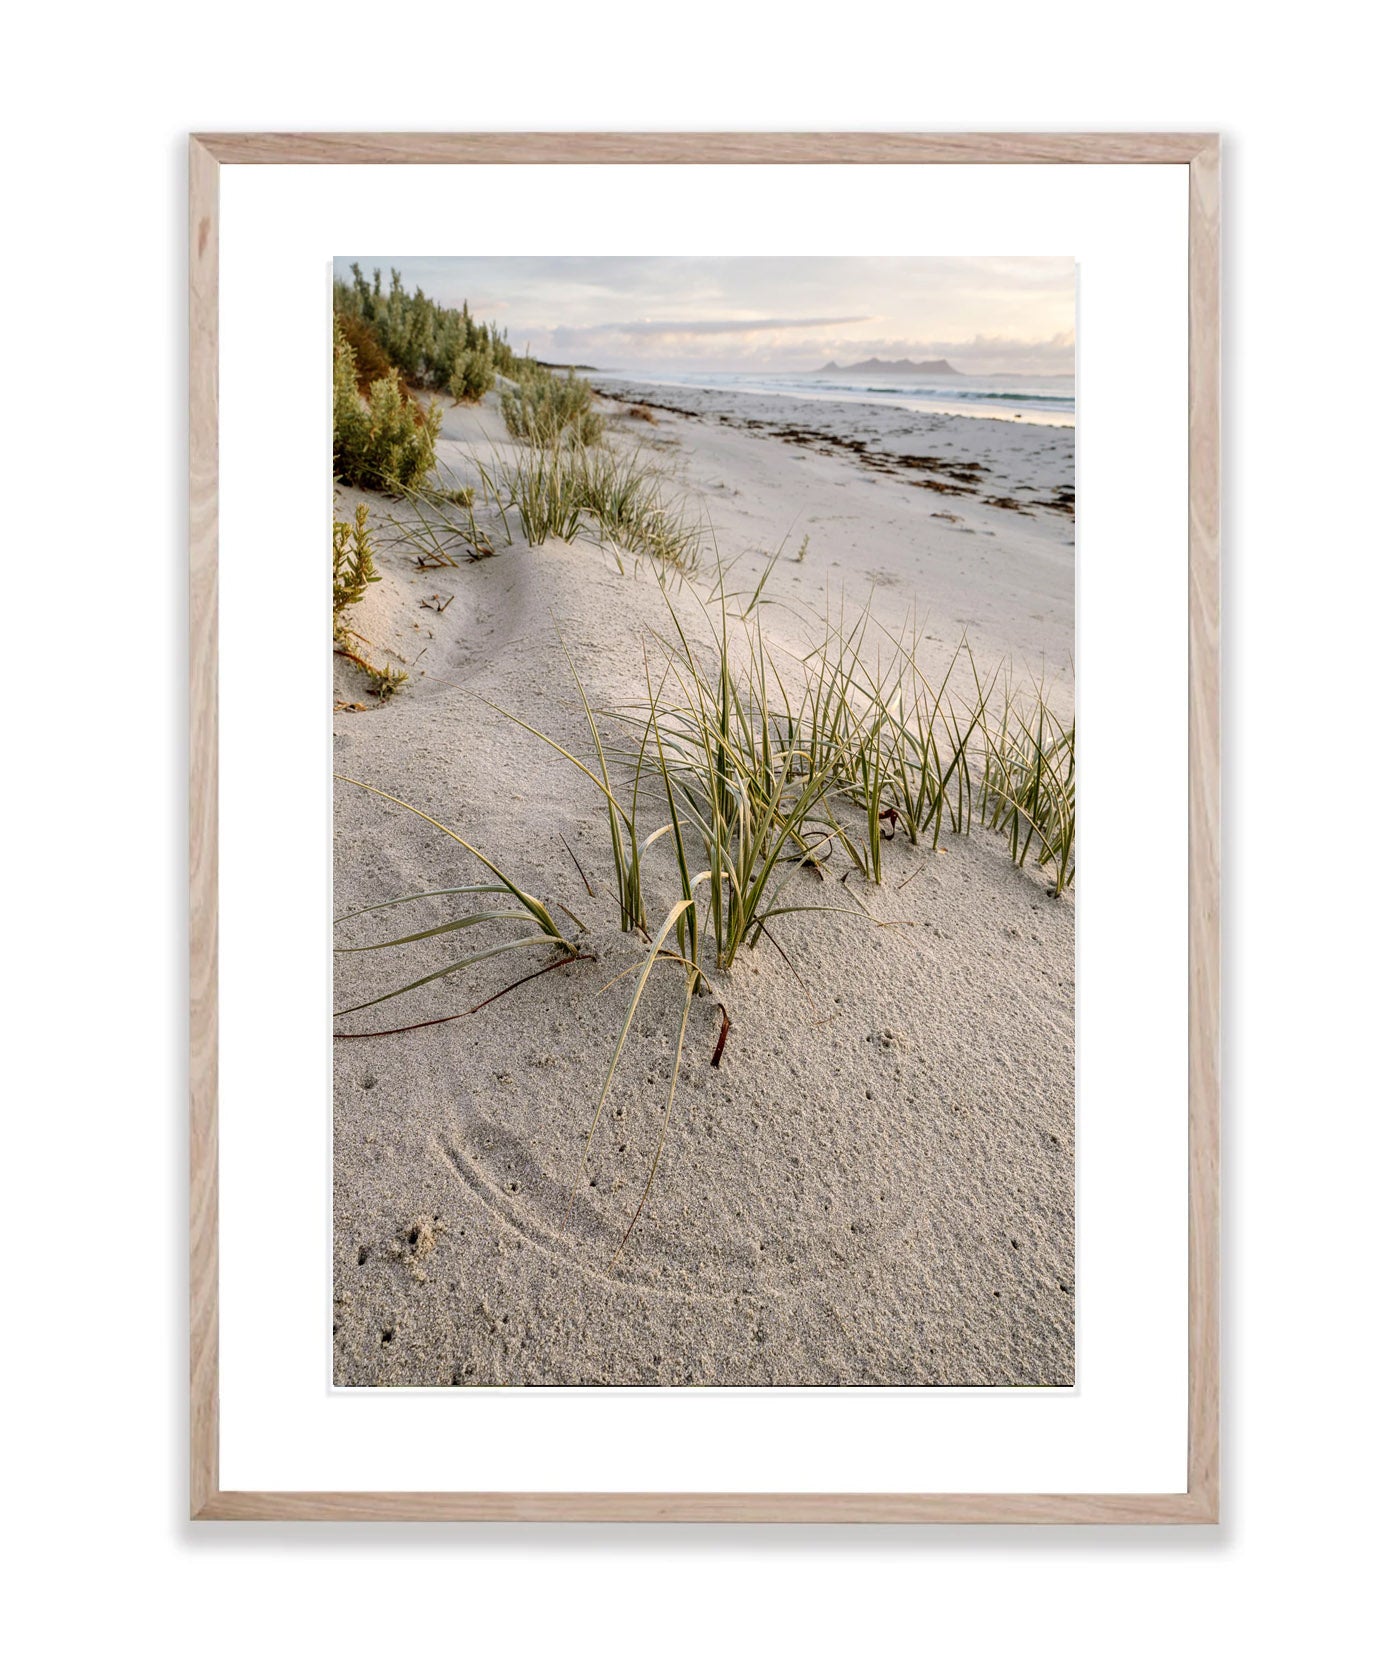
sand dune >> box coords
[332,385,1074,1386]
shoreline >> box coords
[591,370,1076,428]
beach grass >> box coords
[377,472,495,566]
[483,444,587,545]
[330,339,1076,1272]
[567,446,704,574]
[332,776,579,1019]
[501,367,605,448]
[483,633,660,939]
[979,686,1076,895]
[333,589,1076,1265]
[629,590,868,969]
[477,442,702,572]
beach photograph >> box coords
[330,255,1076,1387]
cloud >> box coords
[333,255,1076,374]
[587,314,872,337]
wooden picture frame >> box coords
[190,131,1220,1523]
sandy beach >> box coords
[332,380,1075,1387]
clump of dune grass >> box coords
[979,688,1076,895]
[791,606,896,881]
[485,634,661,939]
[797,613,1076,895]
[568,446,703,573]
[478,444,701,571]
[779,608,1017,886]
[501,368,605,447]
[332,593,1075,1268]
[485,444,586,545]
[379,466,495,565]
[888,636,992,848]
[633,593,869,969]
[332,775,579,1019]
[852,627,994,861]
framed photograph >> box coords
[190,131,1219,1521]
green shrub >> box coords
[334,264,525,393]
[332,503,408,699]
[501,369,604,447]
[448,347,495,403]
[334,320,441,494]
[333,503,380,618]
[334,309,396,393]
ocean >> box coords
[592,368,1075,426]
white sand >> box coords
[332,383,1074,1386]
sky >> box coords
[333,255,1076,376]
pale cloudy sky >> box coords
[333,255,1076,375]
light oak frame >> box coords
[190,131,1220,1523]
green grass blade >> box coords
[568,899,694,1218]
[334,934,566,1018]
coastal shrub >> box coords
[331,504,409,699]
[335,310,396,394]
[448,348,496,403]
[501,369,604,448]
[334,319,441,494]
[334,263,526,392]
[332,502,380,619]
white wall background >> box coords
[5,4,1394,1675]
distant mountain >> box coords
[817,356,961,376]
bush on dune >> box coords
[335,262,524,394]
[448,347,496,403]
[334,310,397,393]
[331,503,408,699]
[334,319,440,494]
[332,501,380,619]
